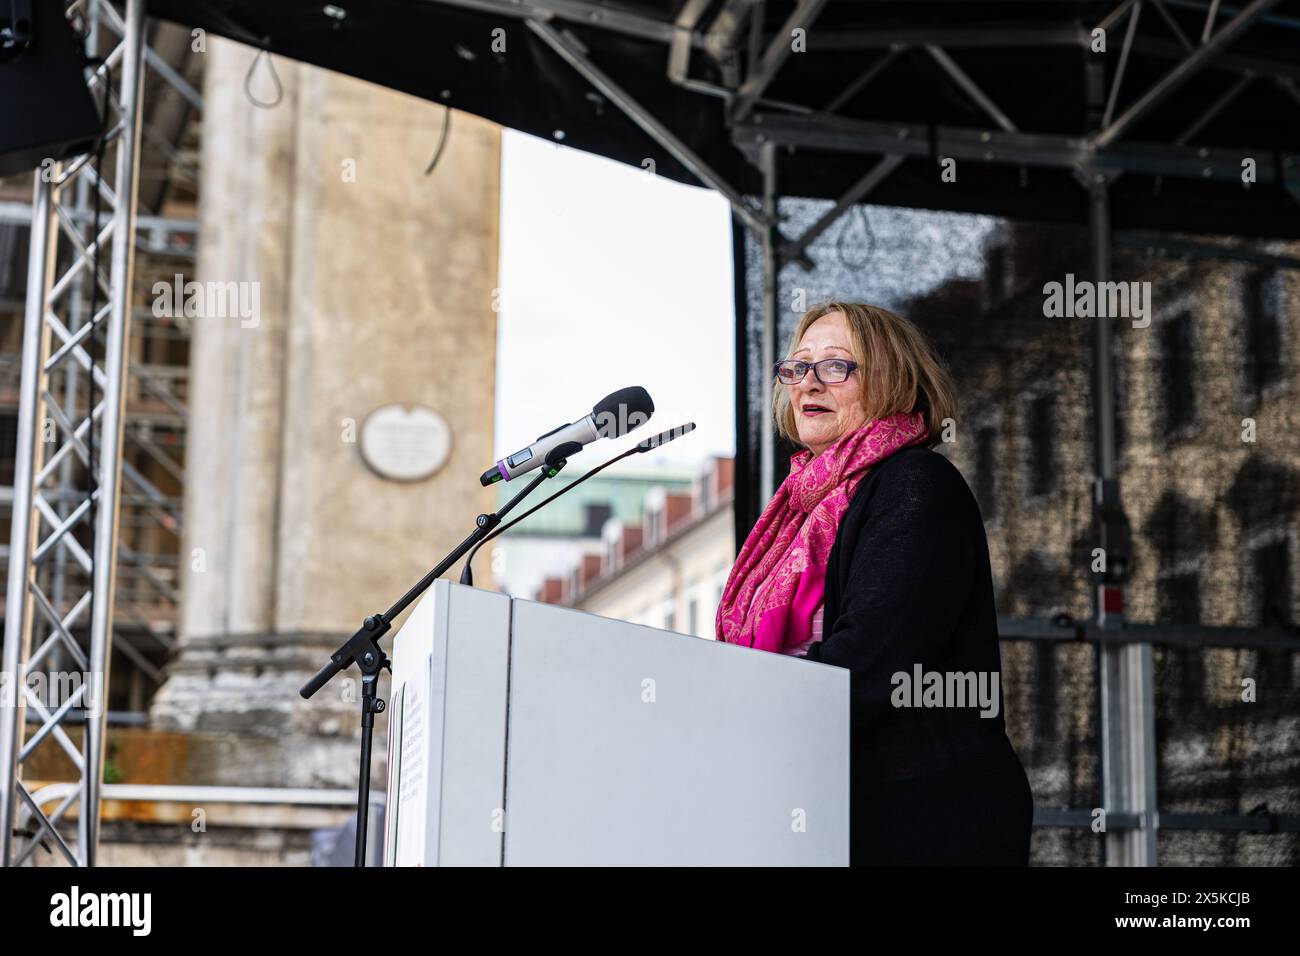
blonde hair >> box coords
[773,301,957,449]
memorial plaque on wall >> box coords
[359,405,451,482]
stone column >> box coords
[149,39,500,788]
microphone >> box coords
[480,386,654,486]
[461,422,696,585]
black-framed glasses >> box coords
[773,358,860,385]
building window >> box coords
[1148,492,1210,626]
[1146,492,1212,705]
[688,596,699,636]
[985,243,1008,308]
[1157,572,1201,626]
[661,597,675,631]
[974,425,997,521]
[1154,570,1206,718]
[1025,393,1056,497]
[0,224,31,303]
[1241,267,1285,402]
[583,502,611,536]
[1113,342,1127,460]
[647,507,664,547]
[0,411,18,486]
[1160,311,1196,437]
[1031,643,1057,762]
[1251,538,1291,628]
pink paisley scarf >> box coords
[715,412,928,653]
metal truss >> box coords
[0,0,147,867]
[525,18,770,233]
[728,0,829,122]
[0,201,194,685]
[1007,615,1300,838]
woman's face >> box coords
[788,312,867,457]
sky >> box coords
[493,129,999,480]
[494,129,737,474]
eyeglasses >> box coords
[773,358,859,385]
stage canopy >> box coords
[147,0,1300,238]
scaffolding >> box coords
[0,0,198,866]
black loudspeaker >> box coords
[0,0,104,178]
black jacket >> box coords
[802,445,1017,783]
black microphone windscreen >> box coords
[591,386,654,438]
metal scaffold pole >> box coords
[759,140,778,507]
[1087,176,1157,867]
[0,0,147,867]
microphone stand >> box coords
[298,442,582,867]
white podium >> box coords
[383,580,849,866]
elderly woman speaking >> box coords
[716,301,1033,866]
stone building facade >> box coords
[909,221,1298,865]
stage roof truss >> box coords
[399,1,1300,248]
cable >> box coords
[244,45,282,109]
[424,107,452,176]
[834,204,876,271]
